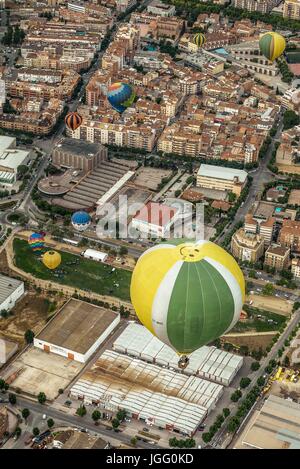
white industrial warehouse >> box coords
[70,350,224,436]
[0,274,24,312]
[34,299,119,363]
[112,323,243,386]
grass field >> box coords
[13,238,131,301]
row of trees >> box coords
[2,25,25,46]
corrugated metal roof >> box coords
[113,323,243,385]
[0,274,23,307]
[70,350,222,435]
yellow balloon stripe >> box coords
[198,242,245,299]
[130,247,181,334]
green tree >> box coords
[227,416,240,433]
[32,427,40,437]
[76,405,87,417]
[131,436,137,446]
[240,377,251,389]
[37,392,46,404]
[262,283,274,296]
[24,329,35,344]
[15,427,22,438]
[119,246,128,256]
[47,418,54,429]
[116,409,126,421]
[112,418,120,430]
[223,408,230,418]
[251,361,260,371]
[202,432,212,443]
[22,408,30,420]
[257,376,265,387]
[92,410,101,423]
[8,393,17,405]
[283,110,300,130]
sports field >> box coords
[13,238,131,301]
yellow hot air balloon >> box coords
[193,32,206,48]
[259,32,286,62]
[42,251,61,270]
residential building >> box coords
[283,0,300,19]
[244,214,275,246]
[279,220,300,253]
[291,258,300,279]
[264,244,290,271]
[147,0,176,16]
[232,0,281,13]
[197,164,248,196]
[231,228,265,263]
[116,0,137,12]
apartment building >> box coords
[291,258,300,279]
[279,220,300,253]
[231,228,265,263]
[155,17,184,41]
[244,214,275,246]
[264,245,290,271]
[232,0,281,13]
[147,0,176,17]
[283,0,300,19]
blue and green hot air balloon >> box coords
[107,82,136,113]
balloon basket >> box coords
[178,355,189,369]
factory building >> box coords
[0,274,24,312]
[70,350,224,436]
[34,299,120,363]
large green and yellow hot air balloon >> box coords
[130,240,245,368]
[193,32,206,48]
[259,32,286,62]
[42,251,61,270]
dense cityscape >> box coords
[0,0,300,456]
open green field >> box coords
[13,238,131,301]
[232,306,286,333]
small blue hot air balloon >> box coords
[107,82,136,113]
[71,211,91,232]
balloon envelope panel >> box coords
[130,240,245,355]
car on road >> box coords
[143,427,149,432]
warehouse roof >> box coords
[0,274,23,307]
[236,394,300,449]
[113,323,243,385]
[36,299,119,354]
[197,164,248,183]
[70,350,222,434]
[0,148,30,171]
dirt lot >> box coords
[288,189,300,206]
[133,167,173,191]
[223,331,276,350]
[1,347,84,400]
[247,294,293,316]
[277,164,300,175]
